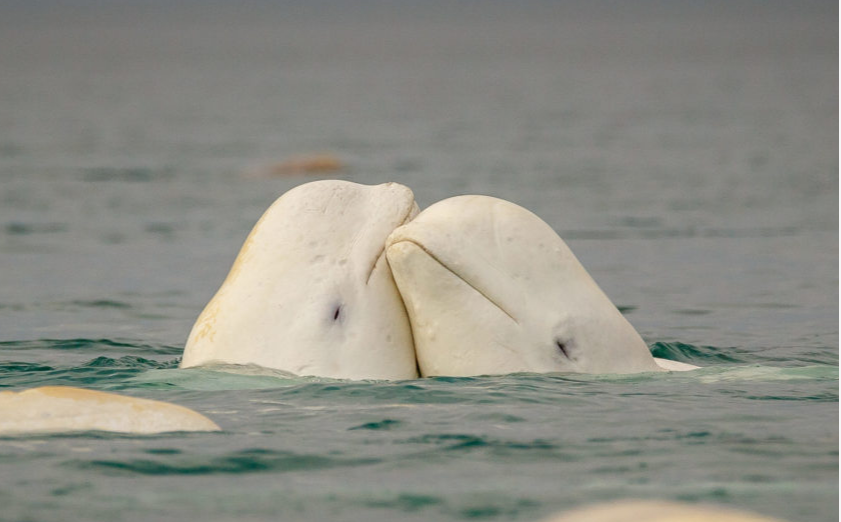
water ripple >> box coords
[66,449,380,476]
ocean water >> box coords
[0,1,837,521]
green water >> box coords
[0,339,836,522]
[0,1,837,521]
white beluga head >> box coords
[385,195,670,377]
[182,180,420,380]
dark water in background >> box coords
[0,1,837,521]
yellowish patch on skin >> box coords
[190,209,271,344]
[220,232,257,285]
[213,199,281,286]
[192,298,220,343]
[22,386,117,402]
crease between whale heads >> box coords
[385,194,697,377]
[181,180,420,380]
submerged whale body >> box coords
[182,180,420,380]
[539,499,787,522]
[386,195,695,377]
[0,387,220,435]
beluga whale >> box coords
[385,195,696,377]
[182,180,420,380]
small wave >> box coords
[0,356,176,375]
[0,338,183,356]
[398,433,559,455]
[649,341,748,365]
[82,356,174,370]
[66,449,379,476]
[0,361,54,373]
[650,341,838,369]
[362,492,538,519]
[348,419,403,431]
[0,353,177,390]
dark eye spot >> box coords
[555,338,570,359]
[332,305,342,321]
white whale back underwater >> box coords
[0,387,219,435]
[386,195,676,377]
[539,499,787,522]
[181,180,420,380]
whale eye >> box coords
[332,304,343,322]
[555,338,571,360]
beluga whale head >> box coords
[385,195,666,377]
[182,180,420,380]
